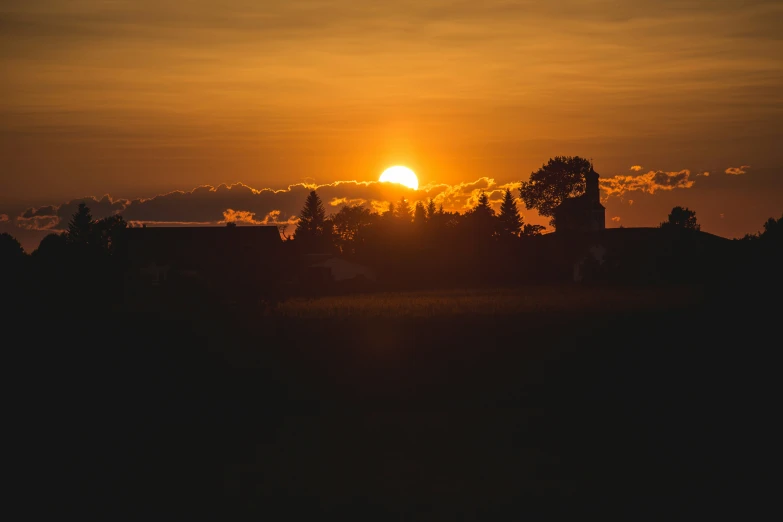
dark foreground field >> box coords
[14,283,779,519]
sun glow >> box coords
[379,166,419,190]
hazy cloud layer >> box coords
[14,178,540,233]
[725,165,751,175]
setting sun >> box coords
[379,166,419,190]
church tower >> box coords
[585,162,600,205]
[553,159,606,232]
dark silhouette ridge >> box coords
[2,173,782,520]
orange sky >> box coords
[1,1,781,250]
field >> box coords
[19,282,777,519]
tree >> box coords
[466,191,496,239]
[394,197,412,223]
[522,224,545,236]
[332,205,376,253]
[498,188,523,237]
[413,201,427,227]
[295,190,327,240]
[0,232,25,266]
[660,206,700,231]
[93,215,127,254]
[760,214,783,241]
[519,156,592,225]
[68,203,94,244]
[425,199,437,221]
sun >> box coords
[379,166,419,190]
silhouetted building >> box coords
[533,227,733,283]
[122,226,286,294]
[554,165,605,232]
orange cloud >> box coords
[630,165,643,172]
[222,209,264,224]
[700,171,710,177]
[611,216,621,222]
[725,165,750,175]
[600,170,695,199]
[628,200,634,206]
[0,214,8,222]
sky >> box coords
[1,0,781,251]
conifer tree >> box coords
[426,199,437,221]
[67,203,93,245]
[413,201,427,226]
[295,190,326,239]
[394,196,412,223]
[498,188,523,236]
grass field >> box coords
[272,284,703,318]
[17,281,777,519]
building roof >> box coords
[556,193,605,212]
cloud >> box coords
[725,165,750,175]
[18,195,128,230]
[0,214,8,222]
[611,216,621,222]
[630,165,643,172]
[720,213,725,219]
[600,169,695,199]
[17,178,527,236]
[628,200,634,206]
[700,171,710,177]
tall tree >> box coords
[518,156,592,225]
[660,206,700,231]
[295,190,327,239]
[498,188,523,237]
[425,199,437,221]
[413,201,427,227]
[67,203,94,244]
[394,197,412,223]
[466,191,496,239]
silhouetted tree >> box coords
[394,197,412,223]
[761,214,783,241]
[498,188,523,237]
[0,232,24,259]
[33,232,68,258]
[522,224,545,236]
[93,215,127,254]
[425,199,437,221]
[383,202,396,221]
[0,233,26,273]
[519,156,592,225]
[332,205,376,254]
[413,201,427,227]
[465,191,496,239]
[660,206,700,231]
[743,213,783,242]
[67,202,93,244]
[295,190,327,240]
[226,221,237,228]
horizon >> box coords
[2,1,781,248]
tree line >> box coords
[293,187,545,256]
